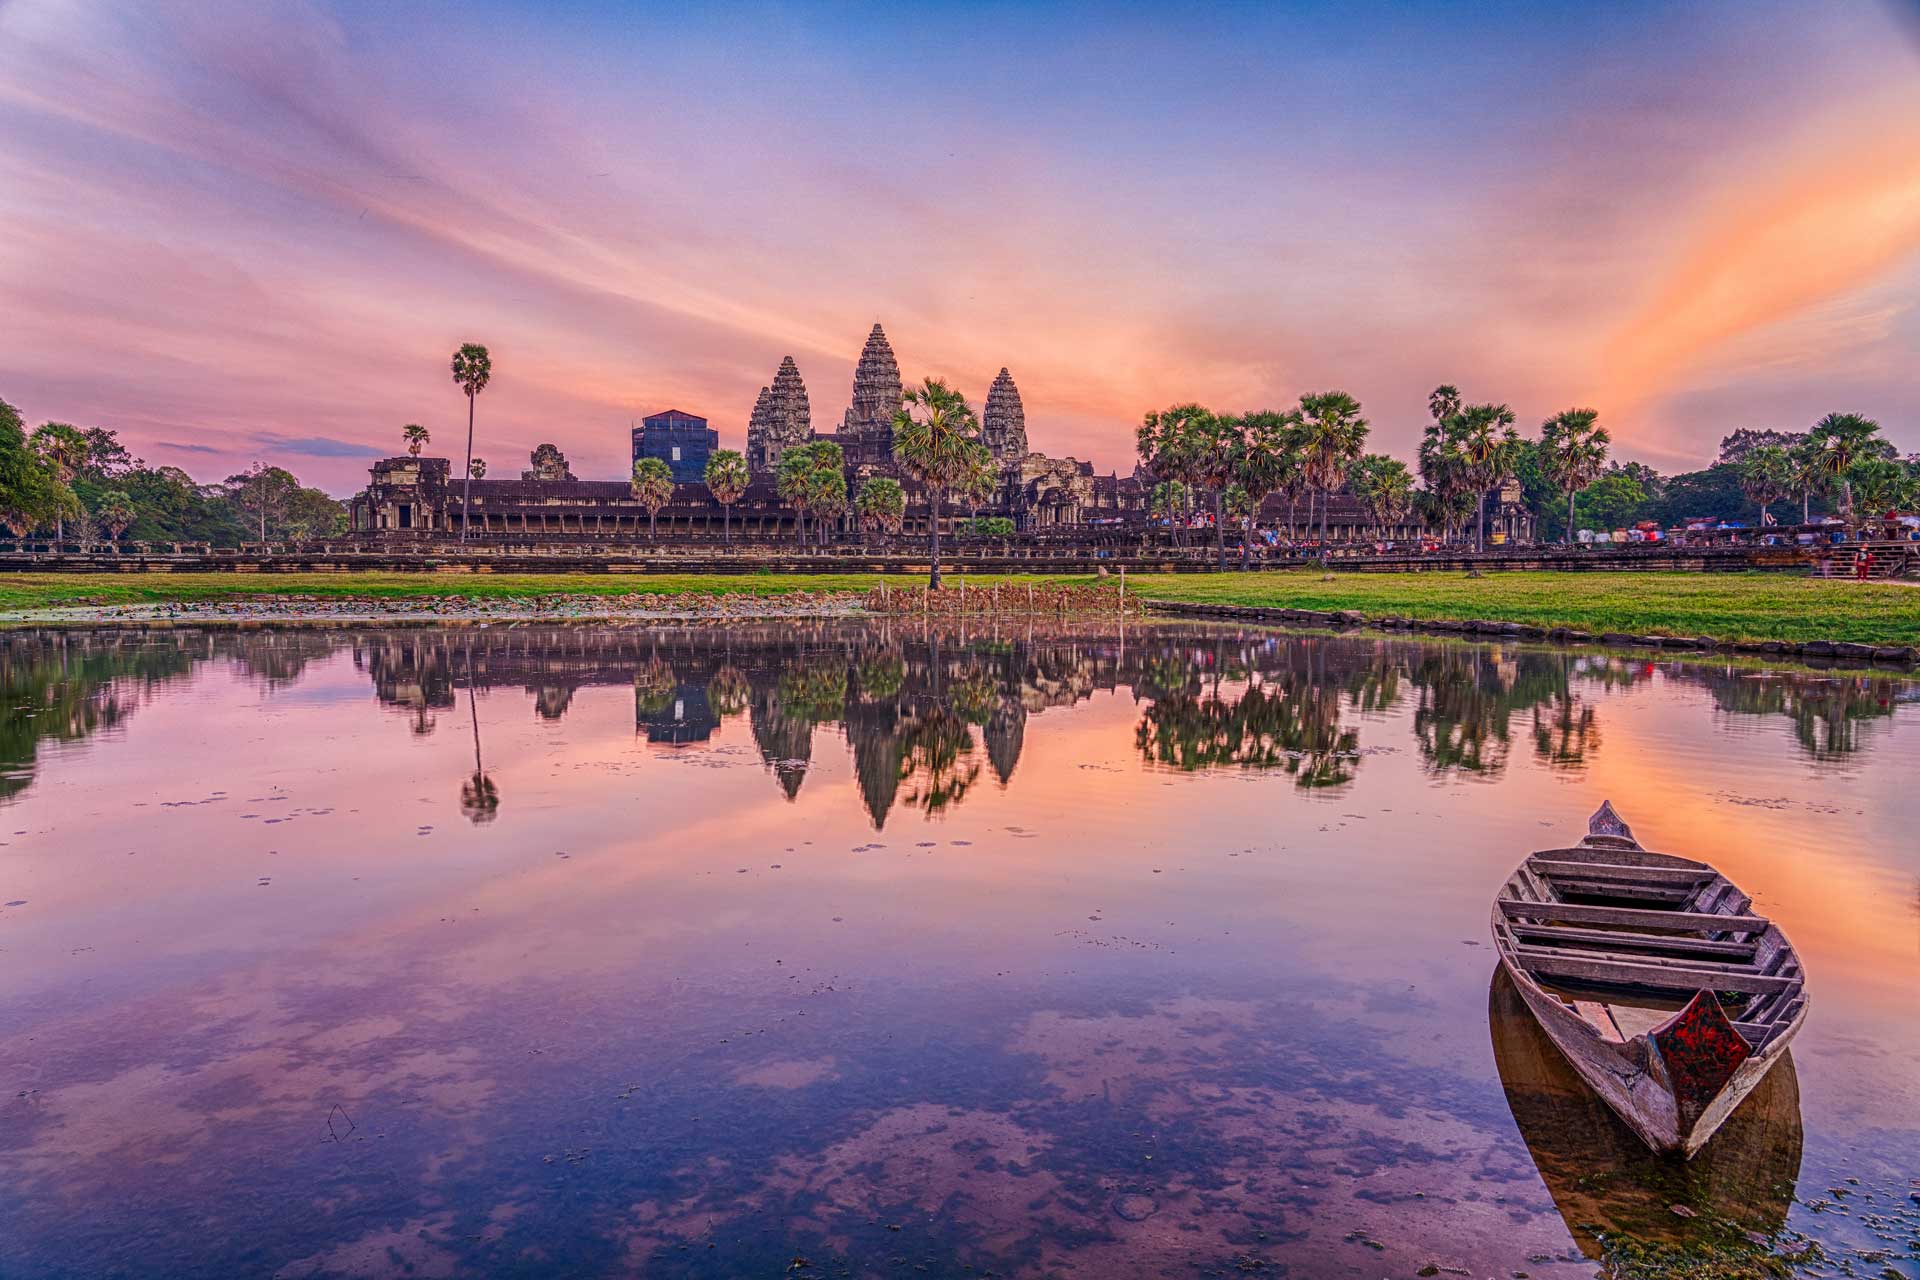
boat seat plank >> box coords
[1497,898,1769,934]
[1514,948,1800,995]
[1526,858,1713,887]
[1516,939,1765,978]
[1510,922,1758,959]
[1551,880,1695,904]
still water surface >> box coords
[1,623,1916,1278]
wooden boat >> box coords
[1491,801,1809,1157]
[1489,968,1802,1260]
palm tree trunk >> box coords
[1802,490,1810,524]
[649,510,656,537]
[1566,482,1576,545]
[460,391,475,543]
[1476,490,1487,553]
[928,488,942,589]
[1212,489,1225,570]
[723,504,731,545]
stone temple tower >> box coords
[840,323,904,451]
[746,355,810,475]
[980,367,1029,463]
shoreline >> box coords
[4,591,1915,676]
[0,570,1914,662]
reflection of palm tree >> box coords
[1136,663,1361,789]
[460,645,499,824]
[1684,666,1901,761]
[708,665,750,718]
[897,705,980,816]
[1532,697,1600,769]
[1411,649,1517,777]
[634,657,676,718]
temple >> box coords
[350,321,1146,538]
[347,320,1455,542]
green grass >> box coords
[1136,570,1920,646]
[0,571,1026,610]
[0,569,1915,647]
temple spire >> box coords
[981,366,1028,462]
[841,322,903,445]
[746,356,810,474]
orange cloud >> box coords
[1595,114,1920,419]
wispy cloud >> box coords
[251,433,384,459]
[0,0,1916,489]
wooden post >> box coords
[1118,566,1125,617]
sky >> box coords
[2,0,1918,494]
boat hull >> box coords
[1498,951,1802,1157]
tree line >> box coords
[0,397,345,547]
[1133,390,1915,566]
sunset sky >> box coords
[3,0,1918,492]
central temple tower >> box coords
[839,323,904,454]
[980,367,1029,463]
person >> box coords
[1855,548,1873,582]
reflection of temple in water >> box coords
[6,625,1915,823]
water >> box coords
[1,622,1916,1279]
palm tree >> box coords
[27,423,87,542]
[776,446,815,544]
[1232,408,1305,567]
[1455,402,1520,552]
[95,489,136,550]
[956,444,999,534]
[1150,479,1191,525]
[631,456,674,536]
[1738,444,1794,527]
[1808,412,1884,523]
[401,423,430,457]
[855,476,906,548]
[1190,411,1241,569]
[450,343,491,542]
[704,448,750,545]
[891,377,980,588]
[1539,408,1609,544]
[807,455,848,548]
[1789,441,1825,525]
[1137,404,1213,548]
[1418,394,1471,545]
[1346,454,1413,537]
[1296,391,1369,545]
[1844,457,1912,523]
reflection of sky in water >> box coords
[0,624,1916,1278]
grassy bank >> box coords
[0,569,1914,647]
[0,571,895,611]
[1137,571,1919,646]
